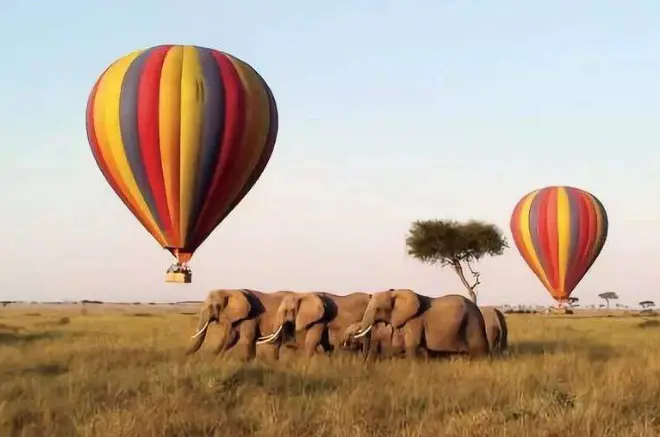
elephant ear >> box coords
[218,289,251,325]
[296,293,326,330]
[390,289,420,329]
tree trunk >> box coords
[467,288,478,305]
[453,263,478,305]
[605,299,610,310]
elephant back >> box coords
[321,292,371,328]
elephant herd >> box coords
[186,288,508,362]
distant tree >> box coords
[640,301,655,309]
[598,292,619,310]
[567,297,579,307]
[406,219,508,305]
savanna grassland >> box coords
[1,304,660,437]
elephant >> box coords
[341,321,405,360]
[257,291,371,357]
[351,289,490,359]
[186,289,292,361]
[479,306,508,353]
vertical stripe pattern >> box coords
[509,186,608,302]
[86,45,278,263]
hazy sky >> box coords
[1,0,658,305]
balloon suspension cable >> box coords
[166,262,192,274]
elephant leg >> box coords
[405,345,419,359]
[259,342,281,361]
[379,340,393,359]
[212,323,238,359]
[214,328,239,357]
[465,317,490,358]
[361,336,373,362]
[321,328,335,354]
[302,324,324,358]
[402,321,423,360]
[236,320,258,362]
[401,318,426,359]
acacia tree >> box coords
[598,292,619,309]
[405,219,508,305]
[567,297,579,308]
[639,300,655,309]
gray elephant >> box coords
[341,321,405,359]
[479,306,508,353]
[186,289,292,361]
[257,291,371,357]
[351,289,490,359]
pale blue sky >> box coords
[1,0,658,305]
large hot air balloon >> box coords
[85,45,278,283]
[509,186,608,305]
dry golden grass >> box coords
[1,305,660,437]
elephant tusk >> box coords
[353,325,372,339]
[191,321,210,339]
[256,325,283,345]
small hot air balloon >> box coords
[85,45,278,283]
[509,186,608,306]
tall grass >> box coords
[1,307,659,437]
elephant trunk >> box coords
[256,308,290,345]
[256,324,283,345]
[360,331,372,362]
[272,308,296,346]
[186,307,211,354]
[354,305,377,338]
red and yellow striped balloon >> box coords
[509,186,608,302]
[86,44,278,268]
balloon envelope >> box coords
[85,45,278,265]
[509,186,608,302]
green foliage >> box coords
[598,292,619,300]
[406,219,508,266]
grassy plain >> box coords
[1,303,660,437]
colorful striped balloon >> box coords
[509,186,608,302]
[86,44,278,271]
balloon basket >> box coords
[547,306,573,315]
[165,272,192,283]
[165,263,192,284]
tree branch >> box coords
[452,260,479,304]
[465,260,481,289]
[452,261,473,290]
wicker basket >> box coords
[165,271,192,284]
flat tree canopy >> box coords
[567,297,579,304]
[598,292,619,309]
[598,292,619,300]
[406,219,508,304]
[639,300,655,308]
